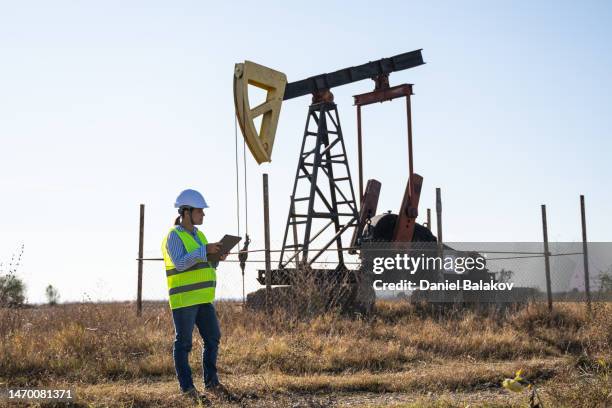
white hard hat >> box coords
[174,189,208,209]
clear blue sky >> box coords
[1,1,610,303]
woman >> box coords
[160,188,231,401]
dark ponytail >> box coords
[174,207,185,225]
[174,207,193,226]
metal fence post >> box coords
[541,205,553,312]
[137,204,145,317]
[580,195,591,314]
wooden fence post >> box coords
[436,188,443,282]
[541,204,553,312]
[137,204,145,317]
[263,174,272,311]
[580,195,591,314]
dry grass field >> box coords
[0,300,610,407]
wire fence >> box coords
[137,240,612,316]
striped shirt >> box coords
[166,225,218,272]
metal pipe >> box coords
[580,195,591,313]
[426,208,431,231]
[541,204,553,312]
[283,220,334,266]
[308,218,359,265]
[406,95,414,198]
[357,105,364,203]
[290,196,300,267]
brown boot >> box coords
[182,387,211,405]
[206,383,239,402]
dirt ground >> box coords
[0,357,579,407]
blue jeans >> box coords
[171,302,221,391]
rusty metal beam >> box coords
[353,84,413,106]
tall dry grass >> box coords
[0,300,610,406]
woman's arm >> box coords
[166,231,208,271]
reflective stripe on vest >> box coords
[168,280,216,295]
[161,227,217,309]
[166,261,212,277]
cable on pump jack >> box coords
[235,115,251,306]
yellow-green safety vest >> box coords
[161,227,217,309]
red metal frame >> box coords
[353,78,421,242]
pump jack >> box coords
[233,49,433,290]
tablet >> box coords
[207,234,242,262]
